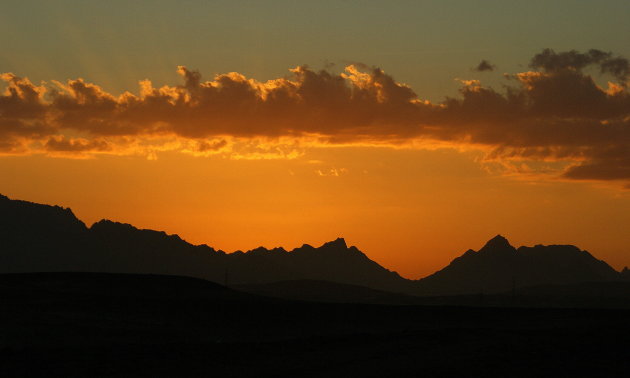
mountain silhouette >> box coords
[0,194,627,296]
[414,234,621,295]
[0,194,408,292]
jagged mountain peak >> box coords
[478,234,516,254]
[321,237,348,250]
[1,193,627,296]
[416,236,621,295]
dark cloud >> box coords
[474,60,496,72]
[563,146,630,181]
[601,57,630,82]
[1,49,629,187]
[530,48,630,81]
[196,139,228,152]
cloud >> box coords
[316,167,348,177]
[563,146,630,181]
[474,60,496,72]
[44,136,111,153]
[195,139,228,153]
[1,49,629,187]
[530,48,630,82]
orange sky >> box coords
[1,2,630,278]
[1,145,628,279]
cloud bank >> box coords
[1,49,629,187]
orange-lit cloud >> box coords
[1,49,629,186]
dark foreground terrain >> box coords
[1,273,629,377]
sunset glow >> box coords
[2,1,629,279]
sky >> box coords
[1,0,629,278]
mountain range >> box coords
[1,194,627,296]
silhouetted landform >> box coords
[0,271,259,302]
[1,194,628,298]
[0,194,408,292]
[414,235,622,295]
[419,281,630,309]
[237,279,630,309]
[1,272,630,377]
[235,279,423,305]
